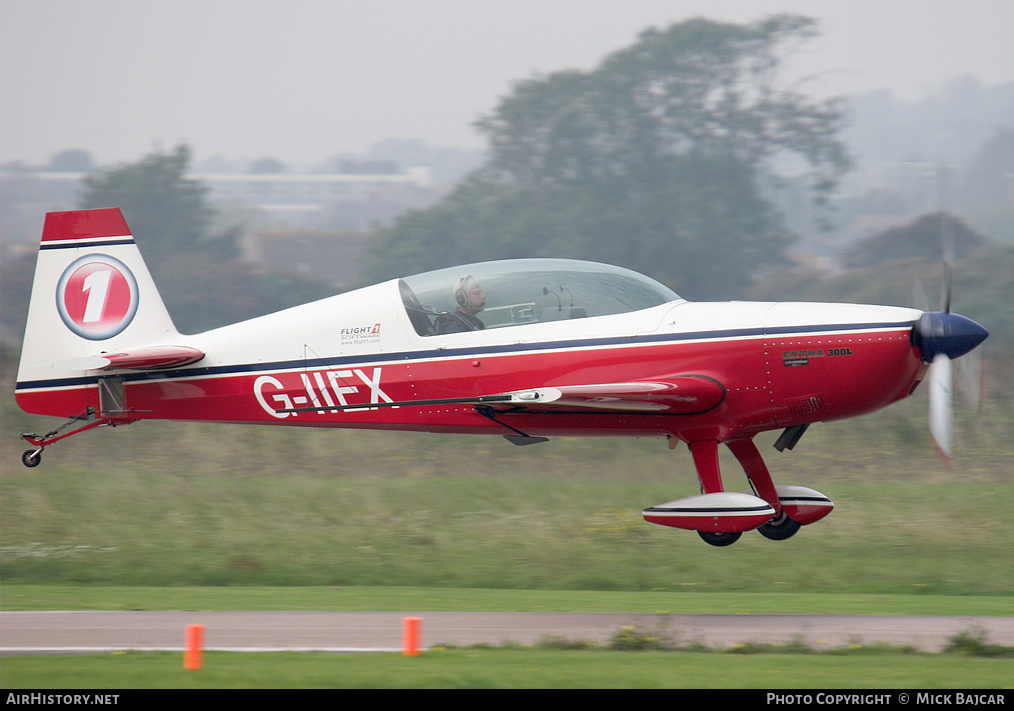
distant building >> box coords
[242,230,370,289]
[197,166,432,220]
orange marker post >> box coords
[184,624,205,670]
[402,616,422,656]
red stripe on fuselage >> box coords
[16,328,926,442]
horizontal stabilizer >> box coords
[46,346,205,372]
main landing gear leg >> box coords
[689,440,723,495]
[727,438,801,541]
[642,439,780,546]
[688,440,742,547]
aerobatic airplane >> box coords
[16,208,989,545]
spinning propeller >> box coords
[911,264,988,461]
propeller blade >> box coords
[941,262,953,314]
[912,272,930,312]
[928,353,953,464]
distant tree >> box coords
[248,157,287,174]
[46,149,95,172]
[153,254,336,334]
[957,127,1014,214]
[476,16,849,197]
[80,145,239,266]
[840,213,989,269]
[362,15,850,299]
[0,251,37,348]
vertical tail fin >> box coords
[16,208,197,416]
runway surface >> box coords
[3,611,1013,654]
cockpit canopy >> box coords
[399,258,682,336]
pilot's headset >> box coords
[453,274,479,308]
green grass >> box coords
[4,385,1014,594]
[3,467,1013,594]
[2,648,1012,689]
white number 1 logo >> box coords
[82,269,112,323]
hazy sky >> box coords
[3,0,1013,167]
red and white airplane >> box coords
[16,208,988,545]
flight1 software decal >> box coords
[55,255,139,340]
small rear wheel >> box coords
[758,512,801,541]
[698,530,741,547]
[22,449,42,468]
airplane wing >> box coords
[278,375,725,415]
[45,346,205,371]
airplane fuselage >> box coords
[17,276,927,445]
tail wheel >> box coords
[758,512,801,541]
[698,530,741,547]
[22,449,42,468]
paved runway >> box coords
[3,611,1013,654]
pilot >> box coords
[435,274,486,334]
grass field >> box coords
[3,394,1013,594]
[4,648,1013,689]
